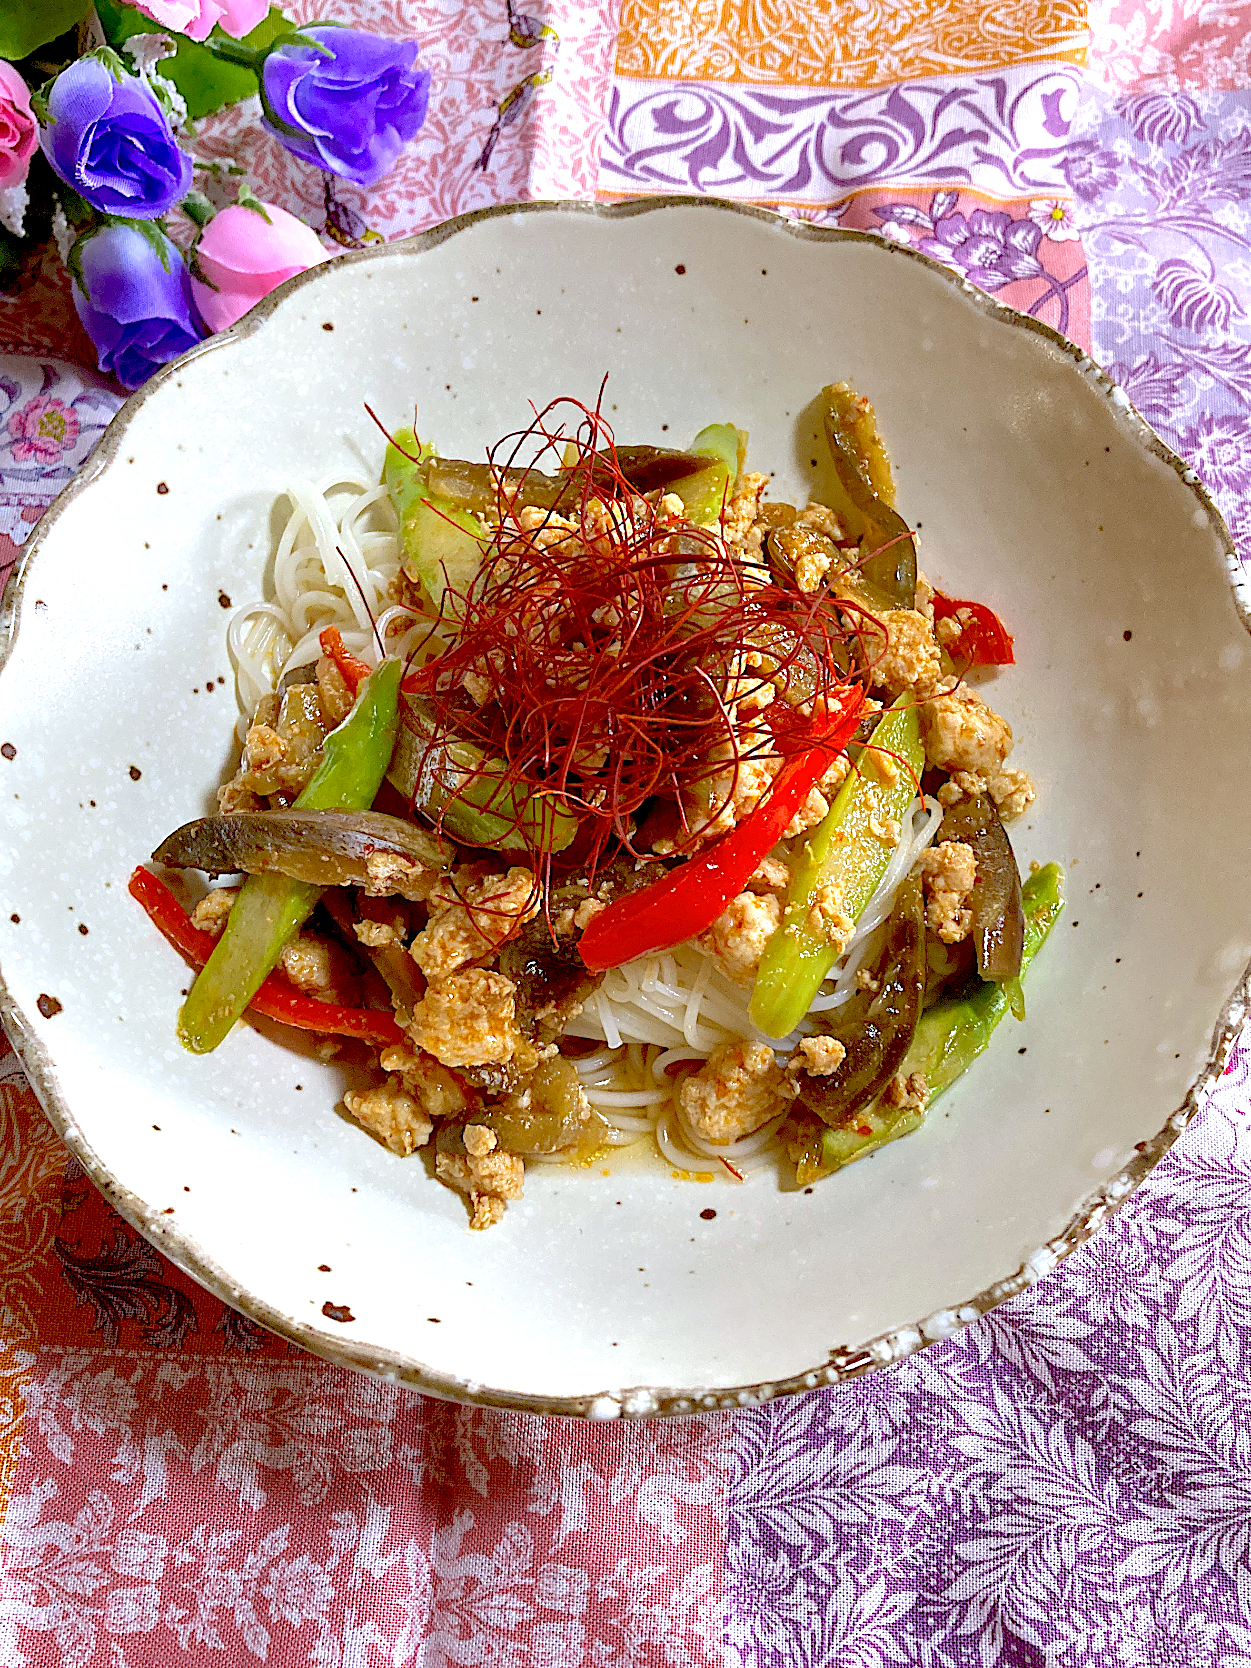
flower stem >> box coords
[199,35,263,71]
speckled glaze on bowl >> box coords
[2,199,1249,1418]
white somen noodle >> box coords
[231,477,943,1179]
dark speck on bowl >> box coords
[37,994,62,1017]
[322,1301,354,1323]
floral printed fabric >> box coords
[4,2,1251,1665]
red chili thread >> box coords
[397,395,869,887]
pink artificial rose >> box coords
[0,61,37,191]
[130,0,268,44]
[190,202,328,334]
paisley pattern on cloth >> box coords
[4,0,1251,1662]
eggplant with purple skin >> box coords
[423,446,715,515]
[935,793,1025,983]
[153,810,452,891]
[793,871,926,1130]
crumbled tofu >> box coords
[918,839,977,943]
[657,491,685,519]
[937,770,986,807]
[688,736,777,846]
[343,1076,433,1156]
[796,502,842,539]
[748,855,791,894]
[793,1035,846,1077]
[986,766,1036,821]
[914,570,935,622]
[794,539,835,594]
[435,1123,524,1230]
[216,779,263,814]
[678,1040,785,1144]
[922,687,1013,776]
[241,721,286,776]
[872,609,942,697]
[363,849,440,903]
[463,669,492,706]
[869,813,901,846]
[721,472,768,557]
[704,891,782,985]
[819,753,851,796]
[782,784,832,840]
[354,918,404,949]
[856,968,880,993]
[801,879,855,956]
[573,897,606,931]
[379,1042,469,1119]
[407,969,521,1068]
[469,1194,506,1230]
[463,1122,496,1158]
[278,931,358,1004]
[883,1070,929,1113]
[191,888,238,938]
[410,865,540,979]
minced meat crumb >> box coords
[918,839,977,943]
[873,610,941,696]
[678,1040,785,1144]
[922,686,1013,777]
[407,969,521,1068]
[704,890,782,985]
[378,1042,469,1120]
[343,1077,433,1156]
[793,1035,846,1077]
[883,1070,929,1113]
[801,879,855,955]
[410,865,539,979]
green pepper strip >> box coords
[750,696,924,1039]
[804,862,1064,1182]
[178,658,402,1054]
[384,428,488,613]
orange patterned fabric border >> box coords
[617,0,1087,89]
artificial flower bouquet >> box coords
[0,2,431,387]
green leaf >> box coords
[0,0,91,60]
[96,2,295,121]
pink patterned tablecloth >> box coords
[4,3,1251,1663]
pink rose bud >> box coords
[191,202,329,334]
[130,0,268,44]
[0,61,38,191]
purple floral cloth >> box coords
[5,31,1251,1668]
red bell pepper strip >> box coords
[318,626,373,694]
[931,592,1014,666]
[129,866,404,1047]
[578,688,867,972]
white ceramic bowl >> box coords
[2,200,1249,1417]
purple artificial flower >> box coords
[72,224,204,390]
[918,208,1044,291]
[1152,258,1239,334]
[261,26,431,187]
[40,56,192,220]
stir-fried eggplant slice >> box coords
[153,810,452,890]
[935,793,1025,983]
[817,383,917,609]
[423,446,715,515]
[792,872,926,1129]
[475,1056,611,1157]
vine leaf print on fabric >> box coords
[1069,89,1251,555]
[53,1229,198,1351]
